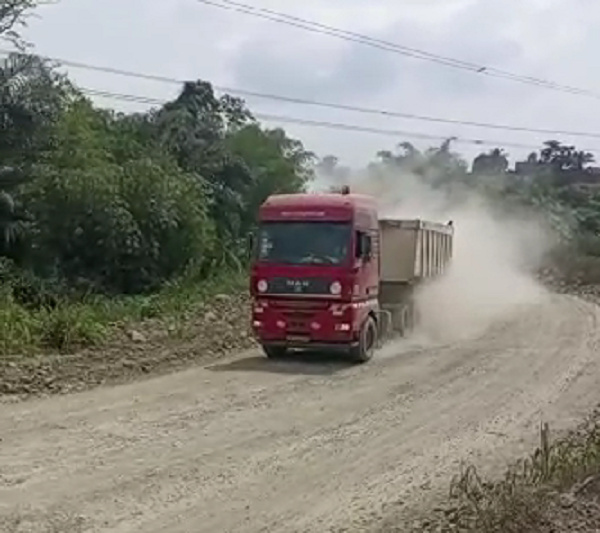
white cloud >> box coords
[21,0,600,168]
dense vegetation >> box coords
[0,60,318,349]
[0,62,316,290]
[3,0,600,355]
[0,3,318,352]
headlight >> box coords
[330,281,342,295]
[257,279,268,293]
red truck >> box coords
[249,189,453,363]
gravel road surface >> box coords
[1,293,599,532]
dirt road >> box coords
[1,292,600,533]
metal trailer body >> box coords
[377,218,454,335]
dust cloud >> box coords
[412,199,549,342]
[316,166,552,343]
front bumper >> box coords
[252,298,357,345]
[262,339,359,353]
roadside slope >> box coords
[1,293,599,533]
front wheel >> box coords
[350,317,377,364]
[262,345,287,359]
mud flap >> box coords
[375,309,392,347]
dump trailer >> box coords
[249,189,453,363]
[378,218,453,337]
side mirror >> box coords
[355,231,363,258]
[355,232,372,261]
[364,235,372,260]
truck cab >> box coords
[250,191,380,363]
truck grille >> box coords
[266,277,331,295]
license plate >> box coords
[286,335,310,343]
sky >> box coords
[16,0,600,168]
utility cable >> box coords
[80,87,600,153]
[196,0,600,99]
[2,48,600,140]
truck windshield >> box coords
[257,221,351,266]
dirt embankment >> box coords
[0,293,256,398]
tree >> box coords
[539,140,594,172]
[0,0,45,49]
[0,53,70,165]
[0,166,28,250]
[0,53,69,254]
[422,138,468,186]
[227,124,314,235]
[151,80,256,245]
[472,148,509,175]
[364,138,469,198]
[153,80,252,169]
[374,142,423,172]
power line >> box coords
[80,87,600,153]
[196,0,600,100]
[2,48,600,141]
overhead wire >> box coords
[80,87,600,153]
[2,48,600,141]
[195,0,600,99]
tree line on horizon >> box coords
[317,140,598,184]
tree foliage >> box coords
[0,60,314,295]
[0,0,42,49]
[472,148,509,175]
[362,137,600,251]
[0,53,70,251]
[539,140,594,172]
[368,138,469,188]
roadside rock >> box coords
[128,330,146,343]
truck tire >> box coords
[262,345,287,359]
[350,317,377,364]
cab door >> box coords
[353,226,379,303]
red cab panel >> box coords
[250,192,379,351]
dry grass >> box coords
[410,414,600,532]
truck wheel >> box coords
[350,317,377,364]
[262,345,287,359]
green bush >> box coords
[0,289,106,354]
[38,303,107,352]
[0,289,40,354]
[0,267,247,355]
[19,160,215,294]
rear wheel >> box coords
[262,345,287,359]
[350,317,377,364]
